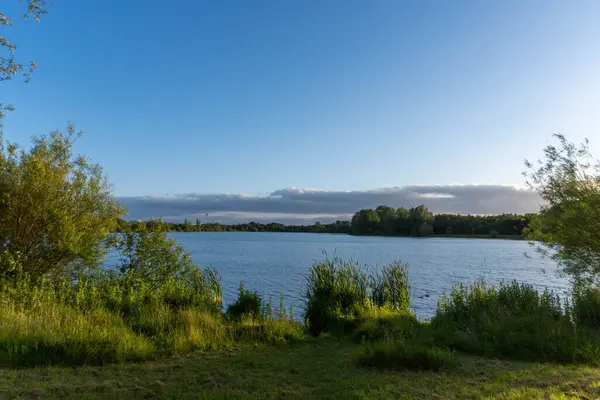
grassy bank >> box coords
[2,254,600,399]
[3,338,600,399]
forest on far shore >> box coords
[116,206,533,238]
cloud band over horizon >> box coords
[118,185,542,224]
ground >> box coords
[1,338,599,399]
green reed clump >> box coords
[431,280,600,364]
[370,262,411,313]
[304,258,412,336]
[226,282,263,320]
[226,287,305,344]
[358,339,457,372]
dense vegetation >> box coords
[115,211,533,238]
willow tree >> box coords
[0,125,125,279]
[525,134,600,285]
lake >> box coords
[157,232,567,320]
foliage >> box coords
[1,0,50,118]
[0,127,125,280]
[431,280,600,364]
[226,282,263,320]
[524,134,600,285]
[351,209,381,235]
[350,205,530,237]
[358,339,457,372]
[304,258,411,336]
[113,220,221,301]
[572,284,600,329]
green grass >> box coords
[2,338,600,399]
[358,339,458,372]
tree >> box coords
[314,221,324,233]
[195,217,201,232]
[351,209,380,235]
[0,125,125,279]
[524,134,600,285]
[1,1,50,118]
[395,207,411,235]
[115,221,196,289]
[409,205,434,237]
[376,205,396,235]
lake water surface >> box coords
[162,232,567,320]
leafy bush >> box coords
[0,127,124,280]
[358,339,457,371]
[304,258,411,336]
[226,282,263,320]
[573,285,600,329]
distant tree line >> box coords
[116,206,533,238]
[115,218,351,234]
[350,205,533,237]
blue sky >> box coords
[2,1,600,220]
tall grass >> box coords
[0,263,302,366]
[0,300,155,366]
[431,280,600,364]
[304,258,411,336]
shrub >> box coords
[226,282,263,320]
[358,339,457,371]
[573,285,600,329]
